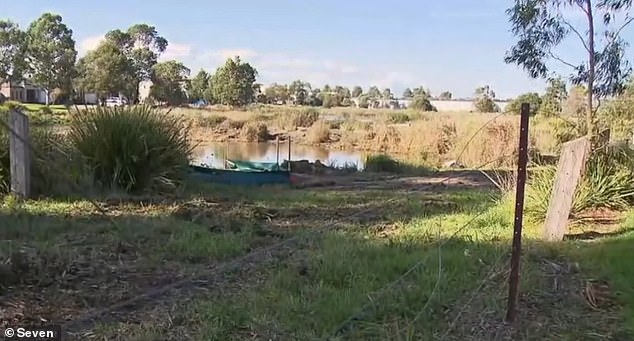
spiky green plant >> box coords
[525,145,634,221]
[67,105,193,192]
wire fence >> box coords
[0,107,526,340]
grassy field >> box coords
[1,172,632,340]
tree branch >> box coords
[549,52,579,69]
[562,18,592,53]
[575,1,589,15]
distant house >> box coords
[0,81,49,103]
[1,81,99,105]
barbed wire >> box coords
[0,108,524,340]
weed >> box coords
[386,112,410,124]
[364,154,400,173]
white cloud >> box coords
[160,43,193,61]
[78,35,104,56]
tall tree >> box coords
[150,60,190,105]
[75,41,134,104]
[264,83,289,104]
[505,0,633,140]
[188,69,210,101]
[289,80,310,105]
[105,24,168,103]
[25,13,77,105]
[473,85,499,112]
[367,86,380,99]
[402,88,413,99]
[539,77,568,116]
[211,56,258,106]
[351,85,363,98]
[0,20,26,83]
[438,91,453,100]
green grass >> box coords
[22,103,68,114]
[0,175,632,340]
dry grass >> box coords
[307,120,331,143]
[240,122,269,142]
[175,106,560,168]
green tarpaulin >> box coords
[226,159,283,172]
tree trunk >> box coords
[44,89,49,106]
[586,0,596,141]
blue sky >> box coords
[4,0,633,99]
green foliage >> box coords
[67,105,192,192]
[601,81,634,138]
[264,83,289,104]
[0,111,76,195]
[25,13,77,103]
[0,20,27,82]
[2,100,26,112]
[286,108,320,128]
[409,95,436,111]
[75,41,134,100]
[150,60,190,105]
[526,145,634,221]
[188,70,210,102]
[358,95,369,108]
[438,91,453,100]
[351,86,363,98]
[105,24,168,102]
[505,92,542,115]
[322,93,337,108]
[505,0,633,136]
[386,112,410,124]
[289,80,310,105]
[212,57,258,106]
[364,154,400,173]
[473,85,499,113]
[402,88,413,99]
[539,77,567,117]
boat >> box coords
[189,162,291,185]
[189,137,293,185]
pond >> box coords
[192,142,366,170]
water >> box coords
[192,142,366,169]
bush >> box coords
[277,108,320,129]
[386,112,410,124]
[241,122,269,142]
[307,120,330,143]
[67,105,193,192]
[364,154,400,173]
[0,112,76,195]
[196,115,226,128]
[525,145,634,221]
[410,95,437,111]
[40,106,53,115]
[2,101,26,113]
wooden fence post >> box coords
[542,137,590,241]
[9,110,31,198]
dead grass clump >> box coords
[373,124,401,152]
[221,119,245,130]
[307,120,331,143]
[459,120,520,167]
[241,122,270,142]
[277,108,320,129]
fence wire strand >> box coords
[1,109,523,340]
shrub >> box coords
[276,107,320,130]
[241,122,269,142]
[0,113,76,195]
[386,112,410,124]
[67,105,193,192]
[364,154,400,173]
[307,120,330,143]
[525,145,634,221]
[409,95,436,111]
[2,101,26,113]
[197,115,226,128]
[40,106,53,115]
[504,92,542,116]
